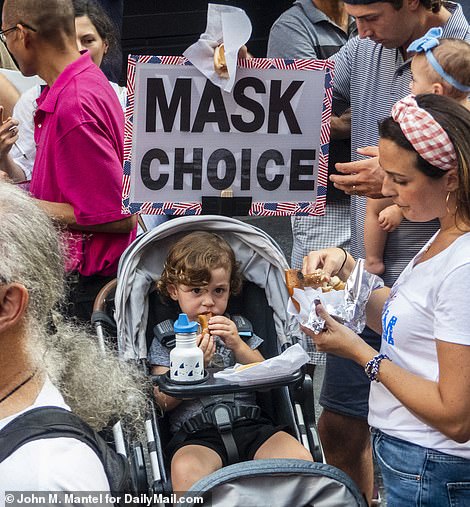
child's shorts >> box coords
[168,417,288,466]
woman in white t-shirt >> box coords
[302,94,470,507]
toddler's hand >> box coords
[378,204,403,232]
[197,332,215,367]
[208,315,241,351]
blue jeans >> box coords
[372,429,470,506]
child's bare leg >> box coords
[364,197,394,275]
[171,444,223,495]
[253,431,313,461]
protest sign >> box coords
[123,56,334,216]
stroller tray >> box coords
[163,370,210,386]
[154,368,303,398]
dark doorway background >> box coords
[1,1,469,85]
[119,1,291,83]
[0,0,291,83]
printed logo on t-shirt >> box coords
[382,309,397,345]
[381,283,399,346]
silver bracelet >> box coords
[364,353,391,382]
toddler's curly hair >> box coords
[157,231,243,299]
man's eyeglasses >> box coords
[0,23,37,44]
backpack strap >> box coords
[0,406,129,495]
[0,406,99,460]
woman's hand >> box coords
[302,247,355,280]
[301,304,374,365]
[197,331,215,367]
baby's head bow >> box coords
[407,27,443,53]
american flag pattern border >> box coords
[122,55,334,217]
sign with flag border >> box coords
[122,55,334,217]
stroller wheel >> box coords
[129,441,149,494]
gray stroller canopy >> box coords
[183,459,367,507]
[114,215,300,360]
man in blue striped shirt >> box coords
[314,1,470,503]
[268,1,356,266]
[267,1,356,365]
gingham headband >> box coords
[391,95,457,171]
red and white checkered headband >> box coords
[391,95,457,171]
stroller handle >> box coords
[93,278,118,312]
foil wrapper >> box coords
[287,259,384,334]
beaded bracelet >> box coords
[337,247,348,273]
[364,353,391,382]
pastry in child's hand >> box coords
[235,361,262,372]
[197,312,213,334]
[214,44,229,79]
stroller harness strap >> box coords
[183,403,261,434]
[211,404,238,466]
[175,400,261,466]
[154,314,254,349]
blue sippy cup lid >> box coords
[174,313,198,333]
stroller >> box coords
[93,215,366,506]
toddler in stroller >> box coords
[149,231,313,494]
[105,215,366,504]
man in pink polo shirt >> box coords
[1,0,136,322]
